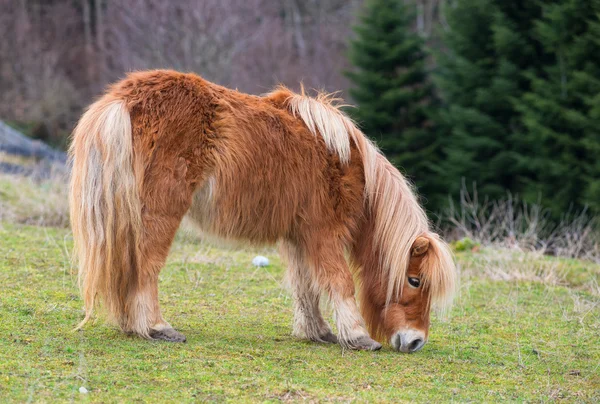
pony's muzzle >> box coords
[392,329,426,353]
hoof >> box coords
[347,335,382,351]
[149,327,187,343]
[316,331,338,344]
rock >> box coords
[0,121,66,163]
[0,120,67,178]
[252,255,269,267]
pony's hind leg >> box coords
[280,241,337,344]
[127,272,186,342]
[127,157,197,342]
[132,234,186,343]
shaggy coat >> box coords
[69,70,455,351]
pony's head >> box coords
[354,154,456,353]
[356,231,456,352]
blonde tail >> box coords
[69,97,143,333]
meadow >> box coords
[0,173,599,402]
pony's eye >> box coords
[408,277,421,288]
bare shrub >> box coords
[103,0,360,94]
[446,182,600,264]
[0,1,83,142]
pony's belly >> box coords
[186,175,287,245]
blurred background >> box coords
[1,0,599,220]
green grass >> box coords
[1,223,599,402]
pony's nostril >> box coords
[393,331,426,353]
[408,338,423,352]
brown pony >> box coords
[69,70,456,352]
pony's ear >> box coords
[411,237,430,256]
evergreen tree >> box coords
[578,4,600,214]
[434,0,550,204]
[346,0,443,210]
[436,0,600,216]
[515,0,600,215]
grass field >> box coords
[1,222,598,402]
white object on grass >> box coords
[252,256,269,267]
[79,387,88,394]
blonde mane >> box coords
[276,87,456,311]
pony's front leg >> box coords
[311,242,382,351]
[280,241,337,344]
[329,271,382,351]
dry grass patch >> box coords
[458,248,600,297]
[0,170,69,227]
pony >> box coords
[69,70,456,352]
